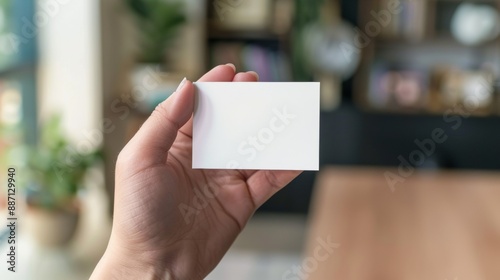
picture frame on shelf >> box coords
[367,62,429,111]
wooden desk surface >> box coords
[304,167,500,280]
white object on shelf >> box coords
[302,21,361,80]
[451,3,500,46]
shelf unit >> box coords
[353,0,500,116]
[204,0,295,81]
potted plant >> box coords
[124,0,187,113]
[24,116,102,247]
[125,0,186,68]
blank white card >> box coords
[193,82,320,171]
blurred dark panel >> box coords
[260,104,500,214]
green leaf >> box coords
[124,0,186,63]
[25,113,103,209]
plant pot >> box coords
[130,63,184,113]
[25,204,80,247]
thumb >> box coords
[121,78,194,166]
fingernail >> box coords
[226,63,236,72]
[247,71,259,80]
[176,77,187,92]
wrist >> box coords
[91,242,176,280]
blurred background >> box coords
[1,0,500,279]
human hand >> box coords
[91,64,302,280]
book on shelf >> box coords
[378,0,427,40]
[211,43,291,81]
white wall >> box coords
[35,1,111,267]
[37,0,102,147]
